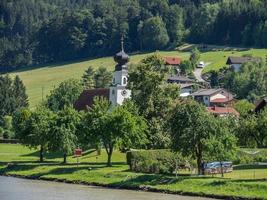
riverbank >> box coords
[0,144,267,200]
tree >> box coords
[46,79,83,111]
[82,66,95,89]
[189,47,200,68]
[205,118,237,177]
[13,107,55,162]
[128,54,180,148]
[94,66,112,88]
[83,97,147,166]
[13,75,29,109]
[168,99,218,174]
[50,107,81,163]
[140,16,169,50]
[234,100,255,118]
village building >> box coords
[163,56,182,67]
[226,56,260,72]
[207,106,239,117]
[167,75,195,97]
[74,39,131,110]
[191,88,234,107]
[254,97,267,113]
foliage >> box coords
[94,66,112,88]
[46,79,83,111]
[126,149,184,174]
[0,75,28,122]
[50,107,81,163]
[81,97,147,166]
[128,54,180,148]
[234,100,255,118]
[224,61,267,101]
[189,47,200,67]
[82,66,95,89]
[140,16,169,50]
[168,99,237,174]
[13,106,55,162]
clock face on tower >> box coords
[121,89,128,96]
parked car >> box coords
[204,161,233,175]
[197,61,205,68]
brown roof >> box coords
[74,88,110,111]
[163,57,182,65]
[226,56,260,65]
[207,106,239,117]
[168,75,194,83]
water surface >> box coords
[0,176,214,200]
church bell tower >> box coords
[109,37,131,106]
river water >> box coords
[0,176,214,200]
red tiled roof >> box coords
[210,98,232,103]
[163,57,182,65]
[74,88,110,111]
[207,106,239,117]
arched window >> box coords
[123,77,127,85]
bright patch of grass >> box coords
[1,144,267,199]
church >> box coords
[74,40,131,110]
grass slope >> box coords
[1,144,267,199]
[9,47,267,107]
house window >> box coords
[123,77,127,85]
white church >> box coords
[74,39,131,110]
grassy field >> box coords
[8,47,267,107]
[0,144,267,199]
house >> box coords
[180,83,195,97]
[167,75,194,84]
[207,106,239,117]
[74,39,131,110]
[163,56,182,67]
[226,56,260,72]
[191,88,234,107]
[254,97,267,113]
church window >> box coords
[123,77,127,85]
[112,89,115,95]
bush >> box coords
[0,127,3,138]
[126,149,184,174]
[3,130,15,139]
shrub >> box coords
[0,127,3,138]
[126,149,184,174]
[3,130,15,139]
[234,149,267,164]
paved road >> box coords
[193,62,211,83]
[0,176,215,200]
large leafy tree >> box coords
[81,97,147,166]
[50,107,81,163]
[140,16,169,50]
[169,99,219,174]
[46,79,83,111]
[128,54,180,148]
[13,106,55,162]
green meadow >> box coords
[1,144,267,199]
[8,47,267,108]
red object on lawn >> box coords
[75,148,82,157]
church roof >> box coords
[74,88,110,111]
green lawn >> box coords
[9,47,267,108]
[1,144,267,199]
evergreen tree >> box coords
[82,66,95,89]
[13,75,29,109]
[94,66,112,88]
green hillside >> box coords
[10,48,267,108]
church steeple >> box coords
[114,36,129,71]
[109,36,131,106]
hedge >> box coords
[126,149,183,174]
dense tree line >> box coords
[1,0,267,72]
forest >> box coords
[1,0,267,72]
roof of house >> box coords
[191,88,224,96]
[254,97,267,113]
[163,57,182,65]
[226,56,260,65]
[207,106,239,116]
[179,83,194,89]
[210,98,233,103]
[74,88,110,111]
[168,75,194,83]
